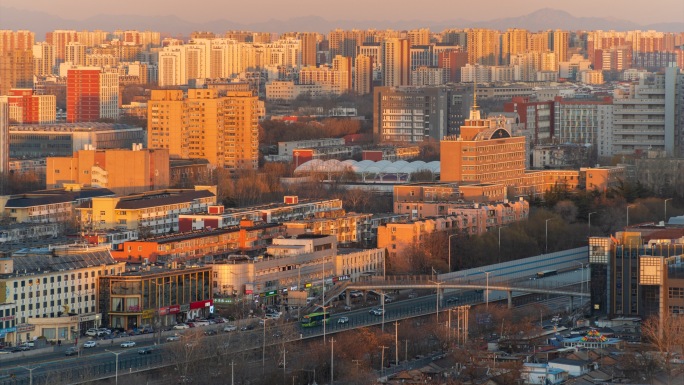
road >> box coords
[0,269,587,385]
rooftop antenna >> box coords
[470,79,481,121]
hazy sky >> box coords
[3,0,683,24]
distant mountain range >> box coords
[1,7,682,38]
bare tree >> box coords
[640,314,684,381]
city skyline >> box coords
[2,1,683,36]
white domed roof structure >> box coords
[294,159,440,182]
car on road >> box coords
[83,341,98,348]
[204,330,217,336]
[223,325,237,332]
[173,323,189,330]
[265,312,281,319]
[65,347,79,356]
[349,290,362,298]
[337,316,349,324]
[240,325,254,331]
[384,296,393,303]
[445,297,460,304]
[369,308,384,316]
[408,292,418,299]
[85,328,99,337]
[138,347,156,354]
[120,341,136,348]
[343,305,352,311]
[166,335,181,342]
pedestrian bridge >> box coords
[343,275,589,309]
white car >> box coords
[83,341,98,348]
[120,341,136,348]
[85,328,99,337]
[337,316,349,324]
[166,335,181,342]
[223,325,237,332]
[173,323,189,330]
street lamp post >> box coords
[665,198,673,223]
[18,366,39,385]
[262,317,267,370]
[545,219,552,254]
[430,281,443,323]
[576,262,585,303]
[497,227,506,263]
[448,234,456,272]
[484,271,491,310]
[588,212,597,235]
[627,204,635,227]
[105,349,122,385]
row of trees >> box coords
[259,118,364,146]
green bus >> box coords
[300,312,330,327]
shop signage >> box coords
[0,315,14,322]
[190,300,213,310]
[79,314,99,322]
[180,304,190,312]
[214,298,234,304]
[16,324,34,333]
[265,290,277,297]
[142,310,155,319]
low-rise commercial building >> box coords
[210,235,383,301]
[0,245,125,345]
[98,266,213,330]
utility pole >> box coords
[404,339,409,362]
[230,361,235,385]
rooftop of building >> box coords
[3,188,115,208]
[2,245,119,277]
[182,198,342,217]
[112,265,211,278]
[77,189,215,210]
[127,223,281,244]
[9,123,142,132]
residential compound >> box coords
[147,89,263,171]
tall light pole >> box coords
[576,262,585,302]
[430,280,443,323]
[381,291,386,332]
[497,226,506,263]
[448,233,456,272]
[18,365,39,385]
[484,271,491,310]
[665,198,673,223]
[627,204,635,227]
[588,212,597,235]
[315,302,332,345]
[262,317,267,370]
[105,349,121,385]
[330,337,335,385]
[545,219,552,254]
